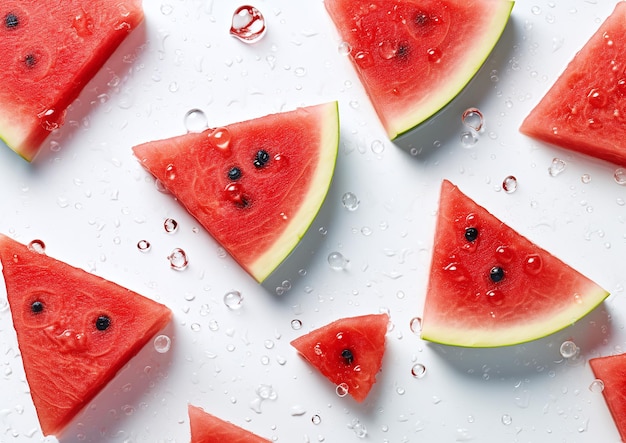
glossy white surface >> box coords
[1,0,625,441]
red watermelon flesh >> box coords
[290,313,389,402]
[589,353,626,441]
[520,2,626,167]
[324,0,513,139]
[0,0,144,161]
[421,180,609,347]
[0,234,172,437]
[188,404,270,443]
[132,102,339,283]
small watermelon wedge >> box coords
[324,0,514,139]
[188,404,270,443]
[132,102,339,283]
[290,313,389,402]
[0,234,172,437]
[0,0,144,161]
[520,2,626,167]
[589,353,626,441]
[421,180,609,347]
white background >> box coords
[1,0,626,441]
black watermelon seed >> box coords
[341,349,354,365]
[396,42,410,59]
[228,166,242,181]
[95,315,111,331]
[24,54,36,68]
[414,12,428,26]
[31,301,44,314]
[489,266,505,283]
[4,12,18,29]
[464,227,478,242]
[253,150,270,168]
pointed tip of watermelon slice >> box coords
[188,404,271,442]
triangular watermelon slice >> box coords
[290,313,389,402]
[324,0,514,139]
[0,0,145,161]
[520,2,626,167]
[188,404,270,443]
[589,353,626,441]
[0,234,172,437]
[421,180,609,347]
[132,102,339,283]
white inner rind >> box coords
[248,102,339,282]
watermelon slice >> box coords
[520,2,626,167]
[324,0,514,139]
[188,404,270,443]
[589,353,626,441]
[0,234,172,437]
[421,180,609,347]
[290,313,389,402]
[0,0,144,161]
[132,102,339,283]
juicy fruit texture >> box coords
[133,102,339,283]
[589,353,626,441]
[421,180,609,347]
[0,0,144,161]
[324,0,514,139]
[0,234,172,437]
[290,313,389,402]
[520,2,626,167]
[188,404,270,442]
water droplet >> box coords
[460,131,478,148]
[338,41,351,55]
[614,168,626,185]
[335,383,349,397]
[72,10,94,36]
[559,340,579,359]
[427,47,442,63]
[524,254,542,275]
[27,239,46,254]
[168,248,189,270]
[443,262,468,282]
[164,218,178,233]
[501,414,513,425]
[587,88,607,108]
[495,245,514,264]
[348,418,368,438]
[371,139,385,154]
[183,108,208,133]
[312,414,322,425]
[462,107,484,132]
[224,183,249,208]
[531,5,541,14]
[502,175,518,193]
[339,191,360,212]
[154,334,171,353]
[291,319,302,330]
[548,158,566,177]
[137,240,151,252]
[37,108,66,132]
[165,163,177,180]
[580,173,592,184]
[328,251,349,270]
[224,290,243,310]
[589,379,605,393]
[230,5,266,43]
[409,317,422,334]
[256,384,277,400]
[378,40,398,60]
[208,127,232,152]
[411,363,427,378]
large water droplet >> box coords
[154,334,171,353]
[328,251,349,270]
[291,319,303,330]
[501,414,513,426]
[443,262,468,282]
[427,47,442,63]
[502,175,518,193]
[378,40,398,60]
[411,363,427,378]
[224,290,243,310]
[312,414,322,425]
[38,108,66,132]
[164,218,178,233]
[184,108,208,133]
[342,192,360,211]
[589,379,605,393]
[524,254,542,275]
[338,41,351,56]
[559,340,579,359]
[168,248,189,270]
[409,317,422,334]
[137,239,151,252]
[27,239,46,254]
[335,383,349,397]
[224,183,249,207]
[462,107,484,132]
[165,163,177,180]
[614,168,626,185]
[208,127,232,152]
[460,131,478,148]
[494,245,514,264]
[548,158,566,177]
[230,5,266,43]
[587,88,607,108]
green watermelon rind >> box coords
[392,1,515,140]
[420,180,609,348]
[249,102,340,282]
